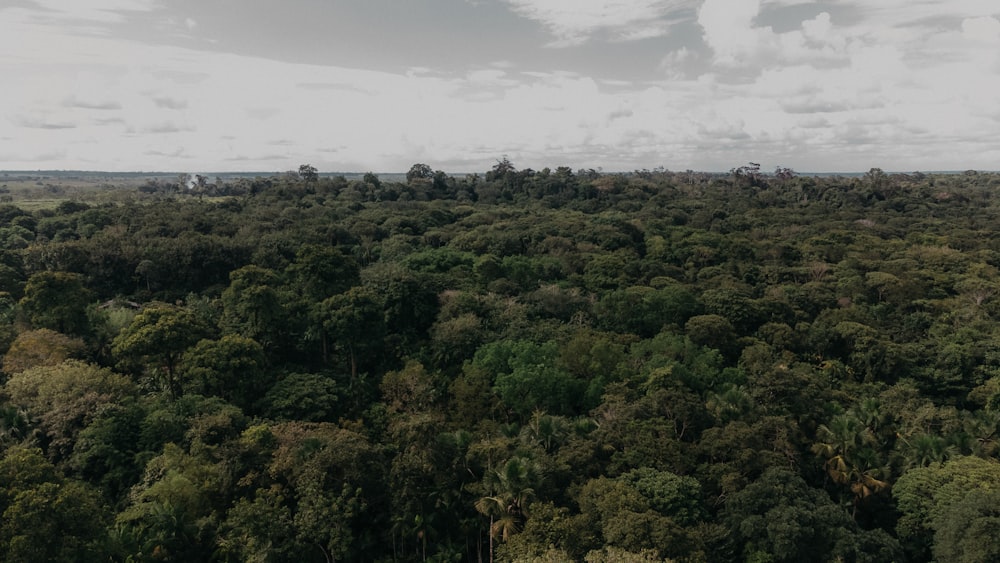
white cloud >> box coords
[962,16,1000,43]
[800,11,846,53]
[27,0,161,25]
[64,96,122,110]
[1,0,999,173]
[152,96,188,110]
[698,0,777,65]
[846,1,998,26]
[503,0,695,46]
[12,115,77,130]
[659,46,701,79]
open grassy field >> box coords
[0,170,404,210]
[0,172,164,210]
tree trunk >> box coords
[165,354,179,399]
[488,516,494,563]
[317,543,333,563]
[349,344,357,381]
[321,329,329,365]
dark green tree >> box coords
[18,271,93,336]
[220,265,289,352]
[0,447,110,562]
[298,164,318,184]
[112,304,214,398]
[725,467,901,562]
[286,245,360,303]
[894,456,1000,561]
[320,286,386,379]
[406,163,434,183]
[178,335,268,412]
[475,456,542,562]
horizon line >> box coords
[3,168,994,178]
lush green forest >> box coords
[2,162,1000,562]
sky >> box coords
[1,0,999,174]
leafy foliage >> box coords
[2,167,1000,560]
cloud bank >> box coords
[0,0,997,172]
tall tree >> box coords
[178,335,268,412]
[1,328,85,375]
[112,304,213,398]
[0,447,110,562]
[288,245,360,302]
[406,163,434,183]
[298,164,319,184]
[320,287,385,379]
[894,456,1000,561]
[725,467,901,562]
[475,456,541,562]
[18,271,93,337]
[812,412,890,516]
[220,265,289,353]
[4,360,134,462]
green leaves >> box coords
[575,469,707,560]
[4,360,134,462]
[320,286,385,377]
[112,303,213,398]
[220,265,287,348]
[0,447,110,562]
[178,334,267,410]
[18,271,93,336]
[894,456,1000,561]
[725,467,901,563]
[286,245,360,302]
[594,285,701,338]
[476,456,542,546]
[260,373,340,422]
[473,340,588,418]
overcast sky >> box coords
[2,0,999,173]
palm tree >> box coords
[853,397,886,433]
[813,413,873,466]
[894,432,956,470]
[474,456,540,562]
[706,383,755,423]
[0,405,31,446]
[847,446,890,502]
[812,412,889,516]
[519,411,569,452]
[963,409,1000,457]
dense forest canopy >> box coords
[2,163,1000,562]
